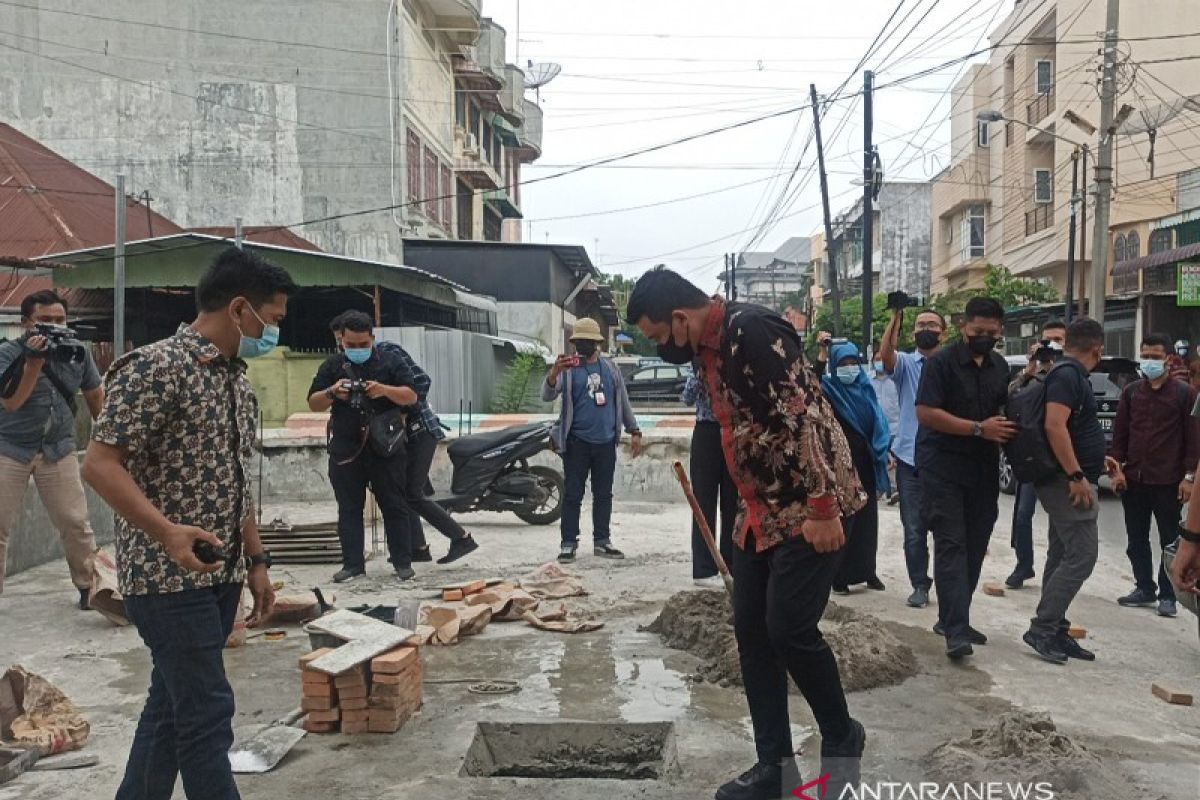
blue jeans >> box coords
[117,584,242,800]
[560,436,617,547]
[1010,482,1038,574]
[896,460,931,591]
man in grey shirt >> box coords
[0,290,104,608]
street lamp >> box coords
[978,110,1087,322]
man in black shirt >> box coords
[308,311,419,582]
[916,297,1015,659]
[1023,318,1106,664]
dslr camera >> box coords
[886,291,921,312]
[344,378,370,412]
[26,323,87,365]
[820,336,849,348]
[1033,339,1064,364]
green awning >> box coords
[483,188,522,219]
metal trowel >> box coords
[228,708,306,774]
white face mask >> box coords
[836,365,861,384]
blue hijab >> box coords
[820,342,892,494]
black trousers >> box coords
[689,421,736,579]
[922,470,1000,640]
[732,534,852,764]
[328,448,414,570]
[1121,482,1183,601]
[405,429,467,552]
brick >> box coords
[1151,684,1194,706]
[371,673,421,698]
[367,710,411,733]
[341,709,371,723]
[299,648,335,669]
[341,720,370,734]
[302,670,332,686]
[1067,625,1087,640]
[982,582,1006,597]
[443,589,464,601]
[301,696,336,712]
[304,719,338,734]
[461,580,486,596]
[341,697,369,711]
[302,682,336,699]
[372,647,420,675]
[306,708,341,724]
[335,674,369,690]
[338,683,369,700]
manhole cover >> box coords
[461,721,679,780]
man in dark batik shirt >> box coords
[629,267,867,800]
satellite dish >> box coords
[524,61,561,90]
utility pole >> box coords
[1064,148,1080,323]
[1079,149,1089,317]
[235,216,243,249]
[113,174,127,358]
[861,70,875,356]
[811,83,842,337]
[731,253,738,301]
[1089,0,1120,324]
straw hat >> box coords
[569,318,605,342]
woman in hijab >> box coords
[816,337,892,594]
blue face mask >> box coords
[872,361,884,374]
[1139,359,1166,380]
[836,365,861,384]
[236,305,278,360]
[344,347,373,365]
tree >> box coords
[981,264,1060,308]
[601,271,658,356]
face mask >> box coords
[967,335,997,356]
[836,365,861,384]
[236,304,279,359]
[872,361,884,374]
[656,319,695,365]
[914,330,940,351]
[574,341,597,358]
[1139,359,1166,380]
[344,347,373,365]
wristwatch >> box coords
[1067,471,1086,483]
[971,422,983,438]
[247,551,273,570]
[1178,524,1200,545]
[1185,472,1196,484]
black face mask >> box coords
[914,330,940,351]
[574,341,597,358]
[967,335,998,356]
[657,339,695,365]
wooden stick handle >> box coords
[672,461,731,578]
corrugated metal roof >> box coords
[0,123,184,258]
[1113,240,1200,275]
[188,226,323,252]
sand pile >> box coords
[923,711,1148,800]
[646,590,917,692]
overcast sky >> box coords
[482,0,1013,292]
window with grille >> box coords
[1125,231,1140,259]
[423,146,438,222]
[961,205,985,261]
[1114,234,1126,264]
[406,130,421,204]
[440,165,453,232]
[1035,61,1053,95]
[1149,229,1173,253]
[1033,169,1052,203]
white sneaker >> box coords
[693,575,725,589]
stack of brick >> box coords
[368,647,424,733]
[298,645,423,735]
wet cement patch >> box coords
[461,721,679,780]
[646,590,918,692]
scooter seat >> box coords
[447,422,549,463]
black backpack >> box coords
[1003,361,1081,485]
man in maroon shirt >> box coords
[1108,333,1200,617]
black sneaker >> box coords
[946,637,974,660]
[437,535,479,565]
[714,758,801,800]
[1056,633,1095,661]
[411,546,433,563]
[1005,567,1035,590]
[394,566,416,581]
[594,543,625,559]
[332,566,365,583]
[1157,599,1178,618]
[821,718,866,797]
[78,587,91,611]
[1022,631,1068,664]
[906,587,929,608]
[832,583,851,596]
[933,622,988,645]
[1117,587,1157,607]
[557,544,577,564]
[866,576,886,591]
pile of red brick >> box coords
[299,645,423,734]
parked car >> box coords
[625,363,692,403]
[997,354,1139,494]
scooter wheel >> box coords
[513,465,565,525]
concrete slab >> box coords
[0,497,1198,800]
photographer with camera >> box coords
[0,290,103,608]
[879,290,946,609]
[309,311,421,583]
[1004,320,1066,591]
